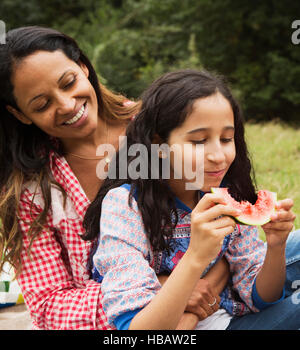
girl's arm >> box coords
[158,256,229,330]
[255,199,295,303]
[129,250,208,330]
[127,194,238,330]
[179,257,229,330]
[225,199,295,313]
[96,188,238,330]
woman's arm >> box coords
[158,256,229,296]
[202,256,230,294]
[17,190,109,330]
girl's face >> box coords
[167,92,236,192]
[8,50,99,143]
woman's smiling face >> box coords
[8,50,99,141]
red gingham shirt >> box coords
[17,150,112,330]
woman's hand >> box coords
[185,279,220,320]
[262,199,296,248]
[189,193,241,266]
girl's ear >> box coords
[152,134,168,159]
[79,61,89,78]
[152,133,163,144]
[6,105,33,125]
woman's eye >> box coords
[63,76,77,89]
[36,101,49,112]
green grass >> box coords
[245,121,300,240]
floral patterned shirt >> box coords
[93,184,269,329]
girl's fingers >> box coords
[263,221,295,232]
[205,215,236,230]
[194,193,227,212]
[196,204,241,223]
[275,199,294,211]
[213,225,236,240]
[270,210,296,222]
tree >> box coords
[1,0,299,121]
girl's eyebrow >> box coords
[187,126,235,134]
[28,69,72,107]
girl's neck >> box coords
[168,178,199,210]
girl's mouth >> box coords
[63,102,88,127]
[205,169,226,177]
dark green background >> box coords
[1,0,300,122]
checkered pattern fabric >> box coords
[17,151,112,330]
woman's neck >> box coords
[60,116,128,155]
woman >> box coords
[0,26,228,329]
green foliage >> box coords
[245,121,300,240]
[1,0,299,121]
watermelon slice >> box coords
[211,187,277,226]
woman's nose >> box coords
[56,95,76,116]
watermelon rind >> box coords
[211,188,277,226]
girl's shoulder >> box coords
[103,184,137,206]
[105,183,137,199]
[101,184,142,223]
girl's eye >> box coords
[221,138,234,143]
[191,140,206,144]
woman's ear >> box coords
[6,105,32,125]
[79,61,89,78]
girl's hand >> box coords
[185,279,220,320]
[189,193,241,266]
[262,199,296,248]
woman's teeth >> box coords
[64,104,85,125]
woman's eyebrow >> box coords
[57,69,72,84]
[28,70,72,107]
[187,126,235,134]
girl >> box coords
[82,69,300,330]
[0,27,229,329]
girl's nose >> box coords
[206,144,226,163]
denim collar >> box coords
[121,178,228,214]
[174,179,228,213]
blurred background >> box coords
[1,0,300,232]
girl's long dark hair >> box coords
[82,69,257,253]
[0,26,139,276]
